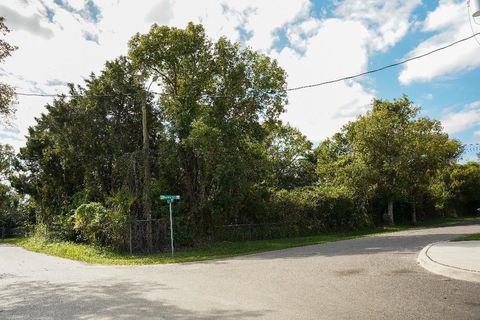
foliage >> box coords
[267,185,370,234]
[444,162,480,216]
[264,122,316,189]
[316,96,462,225]
[0,17,17,123]
[128,23,288,239]
[0,144,33,236]
[17,58,152,228]
[73,202,127,248]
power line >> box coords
[13,31,480,98]
[286,31,480,91]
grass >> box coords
[1,215,478,265]
[452,233,480,241]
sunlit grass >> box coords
[452,233,480,241]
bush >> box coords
[73,202,126,248]
[268,186,371,235]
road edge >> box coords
[417,242,480,283]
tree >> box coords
[128,23,287,239]
[403,118,461,223]
[264,121,316,189]
[0,144,22,235]
[0,17,17,122]
[445,162,480,216]
[316,96,461,225]
[18,58,153,227]
[347,97,416,225]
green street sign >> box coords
[160,195,180,201]
[160,195,180,257]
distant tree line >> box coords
[1,23,479,250]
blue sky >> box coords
[0,0,479,159]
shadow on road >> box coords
[0,280,268,319]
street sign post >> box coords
[160,195,180,256]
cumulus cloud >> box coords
[53,0,102,23]
[0,4,54,39]
[0,0,424,148]
[399,0,480,84]
[272,18,375,141]
[334,0,421,52]
[441,101,480,134]
[422,93,434,100]
[82,30,99,43]
[146,0,173,24]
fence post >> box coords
[129,222,132,255]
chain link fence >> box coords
[128,218,168,254]
[213,222,327,242]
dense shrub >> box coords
[73,202,127,248]
[268,186,371,235]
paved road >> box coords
[1,223,480,320]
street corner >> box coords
[418,241,480,283]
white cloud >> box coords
[475,130,480,137]
[422,93,433,100]
[65,0,86,12]
[399,0,480,85]
[273,18,375,141]
[334,0,421,52]
[0,3,54,39]
[0,0,424,149]
[441,101,480,134]
[146,0,173,24]
[468,101,480,109]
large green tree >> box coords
[0,144,24,234]
[403,118,460,223]
[18,58,154,225]
[444,162,480,216]
[128,23,288,239]
[317,96,461,225]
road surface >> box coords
[1,222,480,319]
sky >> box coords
[0,0,480,160]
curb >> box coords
[417,242,480,283]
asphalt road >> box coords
[1,223,480,320]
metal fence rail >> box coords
[213,222,327,241]
[128,219,168,254]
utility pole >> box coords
[142,90,153,253]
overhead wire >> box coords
[286,31,480,91]
[13,31,480,98]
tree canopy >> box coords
[316,96,462,224]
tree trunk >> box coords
[387,200,394,225]
[411,202,417,225]
[142,95,152,253]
